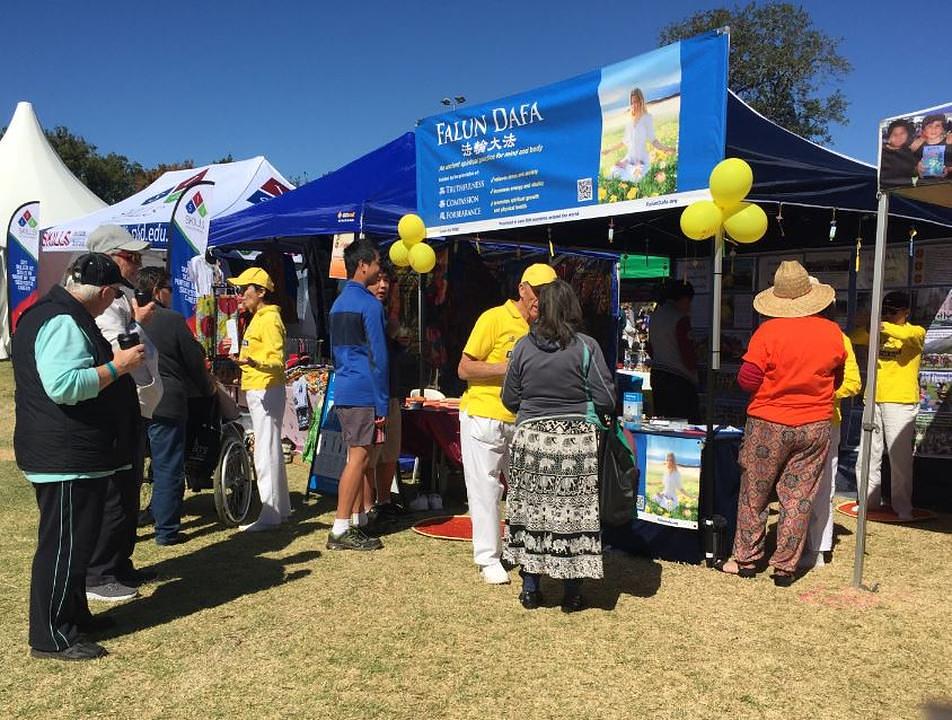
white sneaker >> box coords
[428,493,444,510]
[797,551,826,570]
[480,562,510,585]
[239,521,280,533]
[408,495,429,512]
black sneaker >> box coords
[155,533,187,546]
[86,582,138,602]
[31,641,108,661]
[326,527,383,551]
[117,567,158,586]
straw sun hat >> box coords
[753,260,835,318]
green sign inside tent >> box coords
[619,254,670,279]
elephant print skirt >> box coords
[503,416,603,580]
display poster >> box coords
[328,233,355,280]
[677,257,711,294]
[803,249,852,290]
[724,257,755,292]
[415,32,728,236]
[169,182,214,323]
[309,372,347,494]
[857,247,908,289]
[689,293,710,329]
[6,201,40,330]
[633,433,702,529]
[912,245,952,286]
[915,288,952,457]
[878,101,952,193]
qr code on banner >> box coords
[577,177,593,202]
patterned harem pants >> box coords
[733,417,831,574]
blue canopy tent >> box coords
[208,132,417,250]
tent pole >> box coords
[417,275,425,394]
[703,229,724,564]
[853,192,889,590]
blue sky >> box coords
[1,0,946,182]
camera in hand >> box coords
[134,289,152,307]
[117,332,140,350]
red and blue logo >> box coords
[185,191,208,218]
[246,177,290,204]
[141,169,210,205]
[17,209,38,229]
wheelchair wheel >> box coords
[213,429,258,527]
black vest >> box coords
[13,285,137,474]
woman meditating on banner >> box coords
[719,261,845,587]
[501,280,615,612]
[602,88,675,182]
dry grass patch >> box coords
[0,363,949,719]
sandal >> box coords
[717,558,757,578]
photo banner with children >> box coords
[6,201,40,331]
[415,31,728,237]
[878,102,952,200]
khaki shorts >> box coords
[370,398,402,465]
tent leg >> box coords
[418,276,426,393]
[703,229,724,565]
[853,192,889,591]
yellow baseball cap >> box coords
[227,267,274,292]
[520,263,557,287]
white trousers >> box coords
[807,426,841,553]
[459,411,514,567]
[247,386,291,525]
[859,402,918,518]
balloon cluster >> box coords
[680,158,768,244]
[389,214,436,273]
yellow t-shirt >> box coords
[833,334,862,425]
[875,321,925,404]
[238,304,287,390]
[459,300,528,423]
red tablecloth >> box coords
[401,408,462,465]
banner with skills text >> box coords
[7,201,40,330]
[169,182,214,327]
[415,31,728,236]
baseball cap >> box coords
[520,263,557,287]
[71,253,133,289]
[87,224,150,254]
[227,267,275,292]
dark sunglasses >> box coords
[115,251,142,265]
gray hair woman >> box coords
[501,279,615,612]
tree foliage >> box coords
[659,1,851,144]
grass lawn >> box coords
[1,362,951,719]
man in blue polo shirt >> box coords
[327,238,390,551]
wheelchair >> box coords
[181,392,259,527]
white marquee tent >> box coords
[38,156,294,299]
[0,101,107,358]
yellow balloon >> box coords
[679,200,723,240]
[389,240,411,267]
[709,158,753,209]
[408,242,436,273]
[397,213,426,246]
[723,202,768,244]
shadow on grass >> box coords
[98,492,337,640]
[533,554,663,612]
